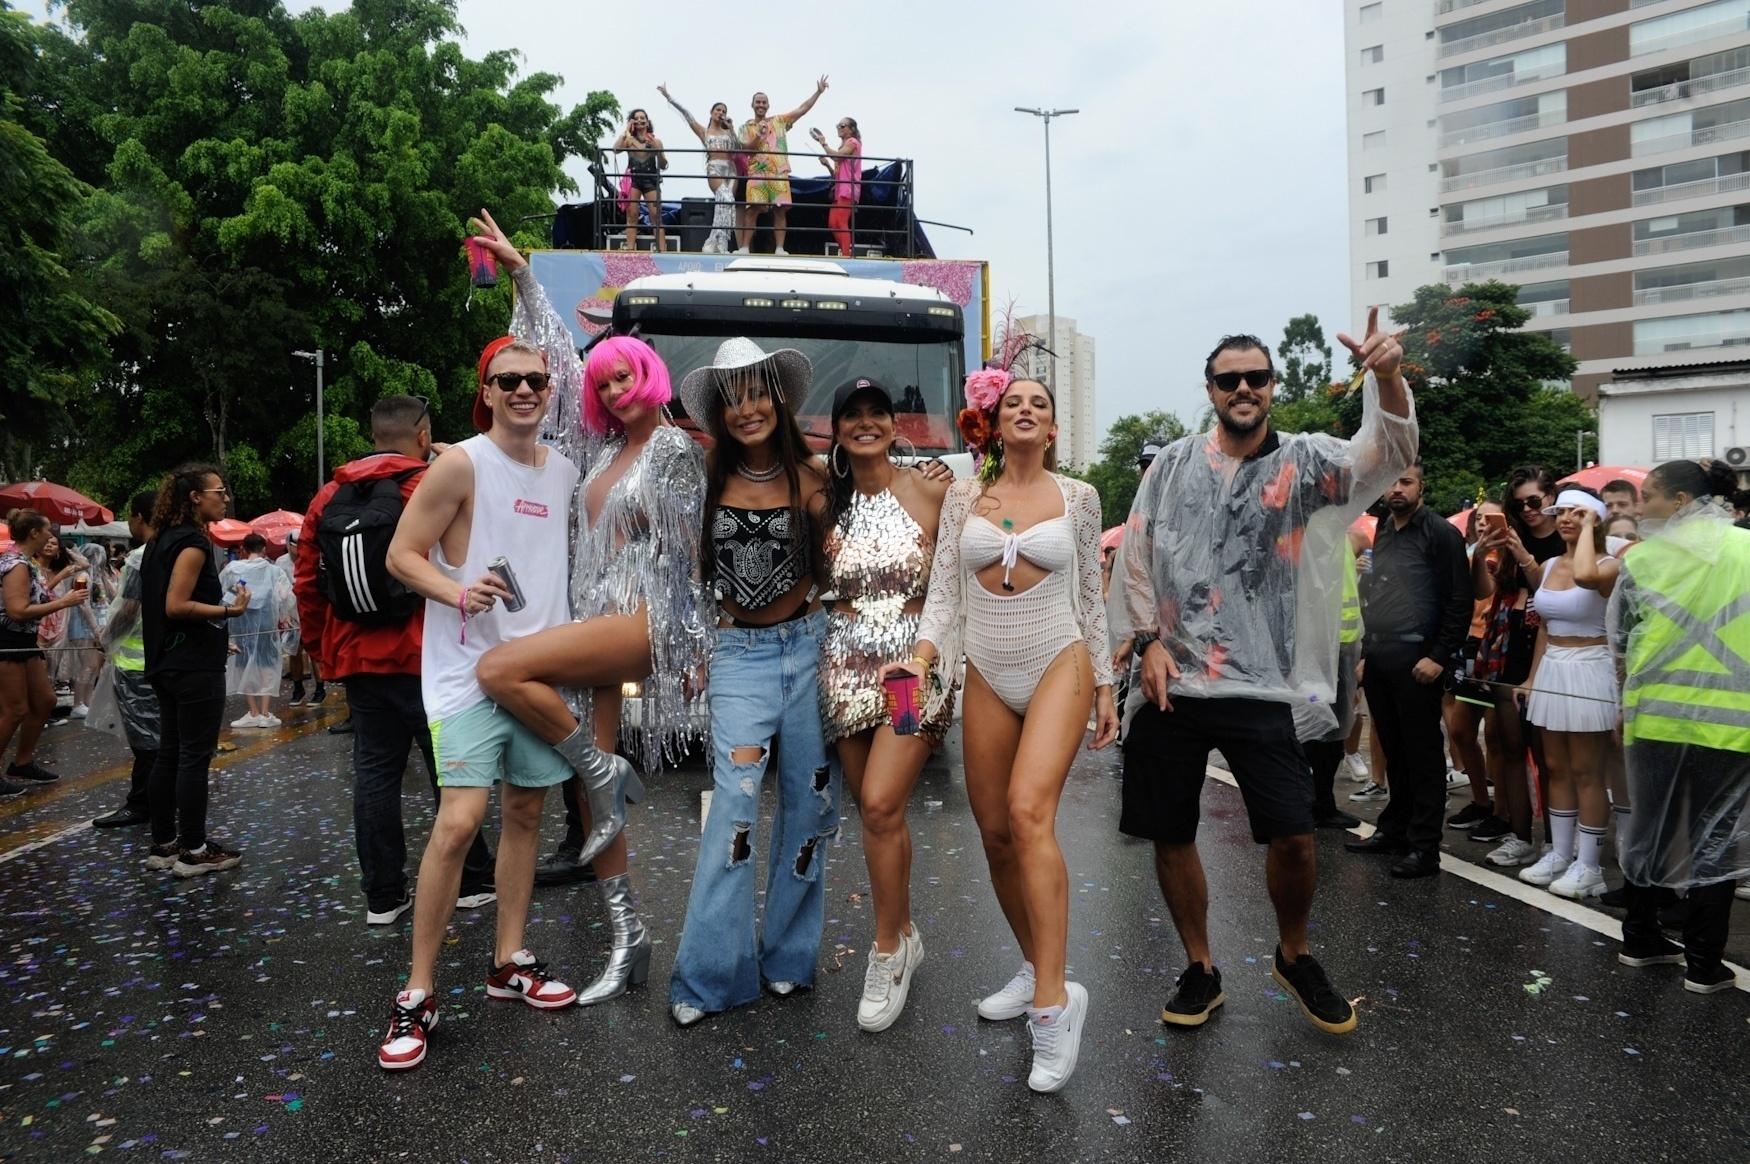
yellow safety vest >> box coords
[1618,516,1750,754]
[112,550,146,674]
[1339,544,1362,645]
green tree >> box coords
[1335,280,1582,513]
[26,0,618,510]
[0,2,121,481]
[1083,409,1189,526]
[1277,313,1332,404]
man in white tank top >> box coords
[372,335,582,1072]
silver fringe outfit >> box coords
[820,487,954,746]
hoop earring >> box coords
[891,435,918,465]
[831,443,850,479]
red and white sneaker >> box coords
[378,988,438,1071]
[485,949,576,1009]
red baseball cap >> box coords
[472,336,549,432]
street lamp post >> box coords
[1014,106,1077,396]
[294,349,326,493]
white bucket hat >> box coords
[677,337,813,431]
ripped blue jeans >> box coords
[669,612,838,1013]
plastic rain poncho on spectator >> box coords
[220,555,296,698]
[85,545,160,751]
[1607,499,1750,890]
[1120,371,1417,740]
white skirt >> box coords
[1526,643,1619,733]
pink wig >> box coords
[581,335,673,435]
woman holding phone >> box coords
[657,85,737,254]
[812,117,862,257]
[614,109,668,253]
[817,376,951,1032]
[0,509,92,790]
[887,369,1117,1093]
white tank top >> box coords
[422,434,579,720]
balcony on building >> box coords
[1438,0,1565,60]
[1629,0,1750,62]
[1440,136,1568,193]
[1443,231,1570,281]
[1633,255,1750,306]
[1632,305,1750,354]
[1631,95,1750,156]
[1632,149,1750,206]
[1441,184,1570,236]
[1440,42,1566,104]
[1630,46,1750,109]
[1439,91,1567,149]
[1632,202,1750,256]
[1517,279,1571,318]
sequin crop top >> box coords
[712,505,810,610]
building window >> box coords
[1653,412,1716,460]
[1363,87,1385,107]
[1359,1,1382,22]
[1366,216,1389,236]
[1439,43,1566,99]
[1631,0,1750,59]
[1363,130,1386,150]
[1361,44,1384,65]
[1366,260,1390,278]
[1364,173,1386,194]
[1634,306,1750,354]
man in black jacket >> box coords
[1346,462,1473,878]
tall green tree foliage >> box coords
[1334,280,1584,513]
[26,0,616,511]
[1271,313,1342,437]
[1082,409,1189,526]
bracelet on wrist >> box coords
[908,654,933,672]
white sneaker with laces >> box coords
[1445,768,1469,790]
[977,961,1037,1021]
[1026,981,1089,1093]
[1548,861,1607,900]
[857,932,917,1033]
[259,713,282,728]
[71,704,89,720]
[230,714,262,729]
[1343,753,1370,782]
[1519,847,1572,887]
[773,247,789,256]
[1485,836,1538,867]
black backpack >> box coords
[316,468,422,624]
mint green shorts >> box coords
[429,698,572,789]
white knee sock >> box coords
[1577,824,1605,870]
[1548,808,1578,861]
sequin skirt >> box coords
[820,609,953,746]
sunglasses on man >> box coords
[486,371,552,393]
[1210,369,1274,392]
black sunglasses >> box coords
[411,395,431,427]
[1210,369,1274,392]
[487,371,552,393]
[1515,494,1547,510]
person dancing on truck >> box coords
[659,84,737,254]
[736,77,829,255]
[812,116,862,257]
[615,109,668,253]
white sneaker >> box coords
[773,247,789,256]
[977,961,1037,1021]
[1485,836,1537,867]
[1548,861,1607,900]
[1026,982,1089,1094]
[230,714,262,729]
[733,247,750,255]
[1736,882,1749,900]
[258,714,282,728]
[366,894,413,925]
[1446,768,1469,790]
[857,928,920,1033]
[1348,782,1389,803]
[1519,847,1572,887]
[1343,752,1370,782]
[71,704,90,720]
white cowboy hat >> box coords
[677,337,813,432]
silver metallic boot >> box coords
[575,873,651,1006]
[553,727,640,867]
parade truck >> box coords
[524,250,991,477]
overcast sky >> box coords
[31,0,1355,437]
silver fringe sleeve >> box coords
[511,264,599,479]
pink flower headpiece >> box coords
[963,368,1012,413]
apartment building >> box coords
[1015,315,1099,471]
[1345,0,1750,434]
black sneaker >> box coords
[7,761,60,783]
[1468,815,1512,842]
[288,682,307,707]
[310,683,327,705]
[1161,963,1225,1027]
[92,806,151,828]
[1618,934,1684,967]
[535,849,596,887]
[1683,961,1736,994]
[366,892,414,926]
[1271,947,1356,1034]
[328,717,353,735]
[0,776,26,797]
[1599,885,1627,908]
[1446,802,1494,830]
[172,840,243,878]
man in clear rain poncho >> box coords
[1118,310,1417,1036]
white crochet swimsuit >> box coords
[961,511,1080,714]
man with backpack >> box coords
[294,394,496,925]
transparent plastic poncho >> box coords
[1607,499,1750,890]
[1119,373,1417,740]
[84,545,160,750]
[220,556,296,697]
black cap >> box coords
[1138,440,1167,467]
[830,377,895,427]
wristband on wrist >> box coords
[1133,631,1160,656]
[908,654,933,672]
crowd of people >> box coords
[610,79,865,257]
[0,221,1745,1093]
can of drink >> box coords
[883,670,923,736]
[487,556,526,613]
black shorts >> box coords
[1120,696,1314,845]
[629,171,661,194]
[0,626,43,663]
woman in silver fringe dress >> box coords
[817,377,954,1033]
[468,209,712,1006]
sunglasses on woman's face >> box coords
[1515,494,1546,511]
[1210,369,1274,393]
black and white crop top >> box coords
[712,505,810,610]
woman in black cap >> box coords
[818,376,952,1032]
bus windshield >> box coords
[641,333,962,453]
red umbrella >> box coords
[1349,512,1377,545]
[206,518,251,547]
[249,509,305,556]
[0,480,112,526]
[1447,509,1472,534]
[1100,525,1124,552]
[1559,465,1648,492]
